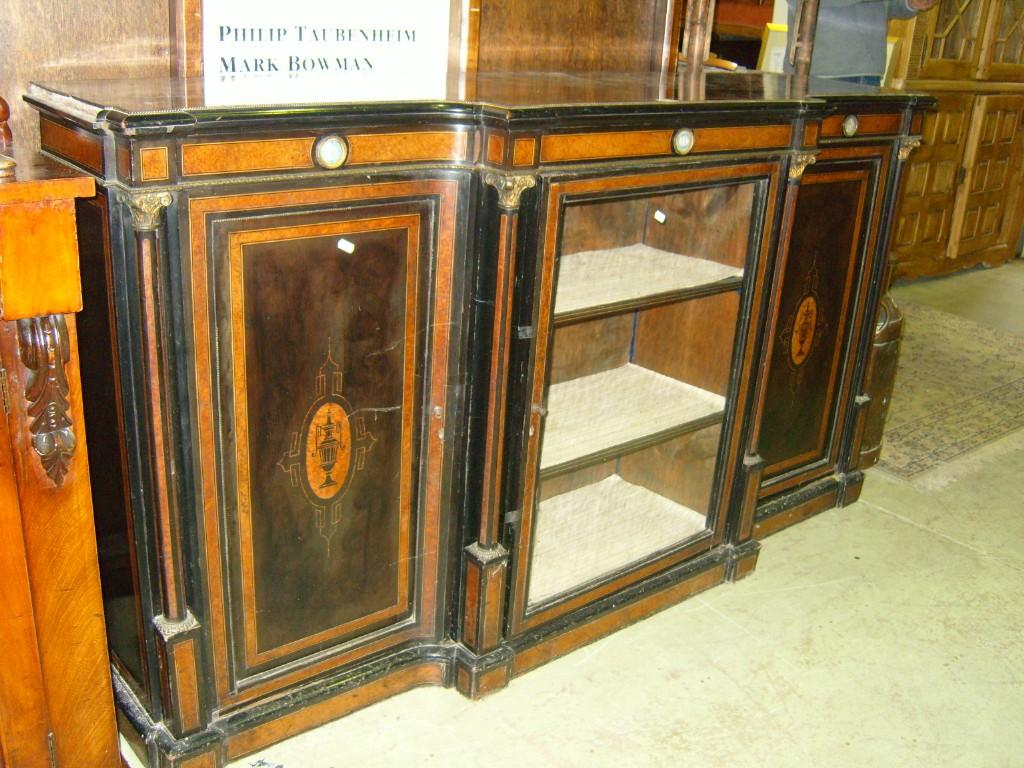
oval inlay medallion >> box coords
[790,295,818,366]
[304,401,353,500]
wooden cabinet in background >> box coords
[889,0,1024,278]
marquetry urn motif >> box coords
[279,340,377,556]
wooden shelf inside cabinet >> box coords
[528,474,707,605]
[553,243,744,323]
[540,363,726,476]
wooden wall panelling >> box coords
[474,0,681,74]
[0,0,168,147]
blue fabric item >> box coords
[787,0,917,78]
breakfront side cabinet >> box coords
[888,0,1024,278]
[26,73,929,766]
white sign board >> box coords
[202,0,452,105]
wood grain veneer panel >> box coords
[225,663,446,760]
[618,425,722,514]
[182,138,316,175]
[513,137,536,166]
[642,183,755,269]
[560,197,647,253]
[0,317,119,768]
[821,113,902,138]
[475,0,675,74]
[0,0,167,146]
[633,292,741,398]
[139,147,169,181]
[0,400,51,768]
[549,315,632,384]
[172,640,201,734]
[228,215,419,668]
[38,119,103,175]
[346,131,470,165]
[0,198,83,320]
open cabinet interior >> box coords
[527,180,756,607]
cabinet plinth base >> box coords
[753,471,865,539]
[114,649,451,768]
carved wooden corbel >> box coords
[17,314,75,485]
[788,151,818,181]
[484,172,537,210]
[128,191,173,231]
[898,136,923,162]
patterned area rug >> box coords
[879,302,1024,479]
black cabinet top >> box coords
[26,70,932,136]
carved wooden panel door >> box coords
[184,176,465,711]
[950,94,1024,262]
[891,93,974,278]
[755,147,888,501]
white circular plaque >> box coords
[314,135,349,169]
[672,129,695,156]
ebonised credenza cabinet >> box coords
[26,71,930,767]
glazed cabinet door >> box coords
[909,0,993,79]
[979,0,1024,80]
[506,162,781,637]
[181,176,466,712]
[754,148,888,506]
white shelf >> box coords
[528,474,707,605]
[554,243,743,318]
[540,364,725,472]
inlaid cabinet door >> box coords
[950,94,1024,262]
[757,149,887,498]
[891,93,974,279]
[183,177,463,709]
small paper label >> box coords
[653,209,667,224]
[337,238,356,253]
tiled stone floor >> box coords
[126,260,1024,768]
